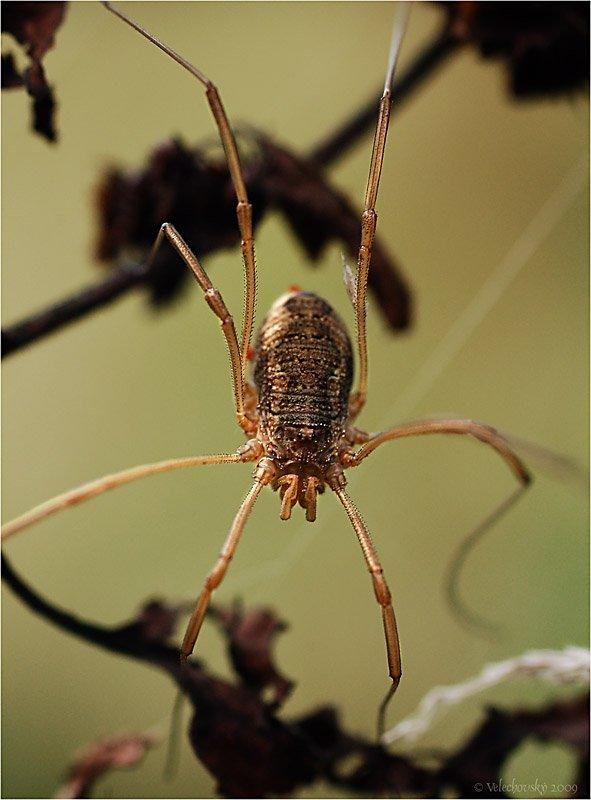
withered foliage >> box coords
[208,600,294,707]
[55,733,158,800]
[442,2,590,97]
[5,4,588,358]
[2,130,412,359]
[3,3,587,147]
[1,1,67,141]
[95,135,412,329]
[3,554,588,799]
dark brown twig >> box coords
[309,27,457,167]
[1,26,455,360]
[3,551,588,799]
[1,553,181,670]
[2,263,145,358]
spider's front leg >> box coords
[103,1,258,374]
[332,484,402,740]
[1,444,263,543]
[143,223,256,435]
[342,418,532,631]
[181,458,276,662]
[348,5,410,421]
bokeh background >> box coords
[2,2,588,798]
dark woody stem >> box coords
[1,553,181,671]
[308,29,457,167]
[2,262,146,358]
[1,29,457,360]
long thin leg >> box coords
[102,2,257,372]
[181,478,265,662]
[350,3,410,418]
[445,483,528,634]
[344,418,531,485]
[1,447,259,543]
[344,418,532,633]
[145,223,254,433]
[333,487,402,740]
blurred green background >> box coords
[2,2,588,798]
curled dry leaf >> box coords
[209,601,294,707]
[3,554,587,799]
[95,134,412,329]
[439,694,590,798]
[1,53,24,89]
[441,1,590,98]
[117,597,186,645]
[1,0,67,141]
[54,733,159,799]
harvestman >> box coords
[2,2,531,734]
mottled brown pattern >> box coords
[253,291,353,471]
[1,6,540,744]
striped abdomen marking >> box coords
[253,291,353,467]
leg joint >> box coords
[371,571,392,606]
[205,554,231,590]
[205,288,231,322]
[237,202,253,235]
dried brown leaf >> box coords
[442,1,590,97]
[95,135,412,329]
[55,733,158,799]
[4,555,586,799]
[1,1,67,141]
[210,601,293,707]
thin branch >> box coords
[0,553,180,672]
[383,646,590,745]
[2,262,146,358]
[3,551,588,799]
[1,29,455,360]
[309,28,457,167]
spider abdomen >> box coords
[253,291,353,467]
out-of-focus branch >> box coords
[2,263,145,358]
[3,551,589,798]
[2,121,415,359]
[309,28,458,167]
[0,553,181,671]
[1,26,458,360]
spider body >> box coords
[2,2,533,740]
[252,290,353,521]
